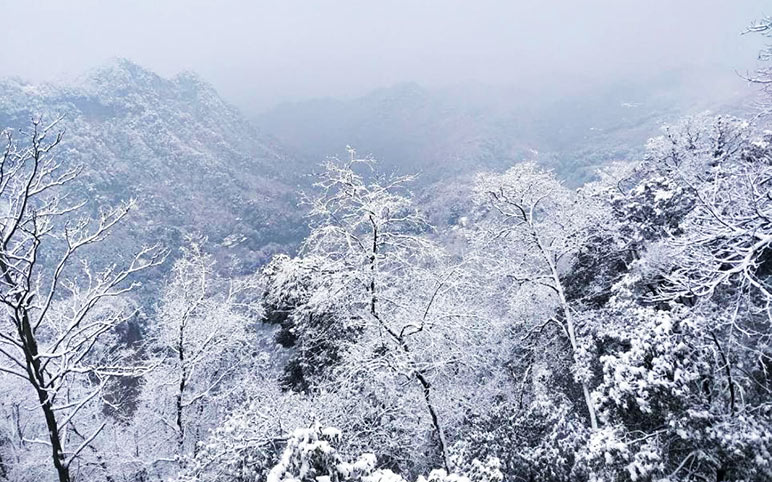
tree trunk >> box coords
[416,372,450,472]
[176,321,188,452]
[535,232,599,430]
[552,267,598,430]
[1,254,70,482]
[20,313,70,482]
[176,369,187,451]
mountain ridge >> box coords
[254,66,761,186]
[0,58,305,277]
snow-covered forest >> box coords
[2,5,772,482]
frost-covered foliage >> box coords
[456,397,589,481]
[590,304,772,481]
[261,253,361,391]
[237,424,502,482]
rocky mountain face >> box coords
[0,59,305,278]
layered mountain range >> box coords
[256,67,759,186]
[0,60,759,276]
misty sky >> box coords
[1,0,769,112]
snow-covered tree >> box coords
[473,162,607,430]
[0,119,164,481]
[263,152,508,474]
[586,299,772,481]
[131,240,262,476]
[746,16,772,110]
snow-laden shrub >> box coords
[589,304,772,481]
[454,396,589,482]
[266,424,502,482]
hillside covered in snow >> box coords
[0,59,304,275]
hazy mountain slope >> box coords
[255,67,760,187]
[0,59,304,275]
[253,83,494,180]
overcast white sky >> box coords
[0,0,769,112]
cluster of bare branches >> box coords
[0,118,164,482]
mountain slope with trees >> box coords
[0,59,304,276]
[255,67,758,187]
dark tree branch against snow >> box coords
[0,119,165,482]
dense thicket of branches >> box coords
[0,119,163,482]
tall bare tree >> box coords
[0,118,163,482]
[474,163,605,430]
[131,240,260,477]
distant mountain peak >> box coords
[173,70,206,86]
[65,59,234,112]
[86,57,161,84]
[172,70,221,100]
